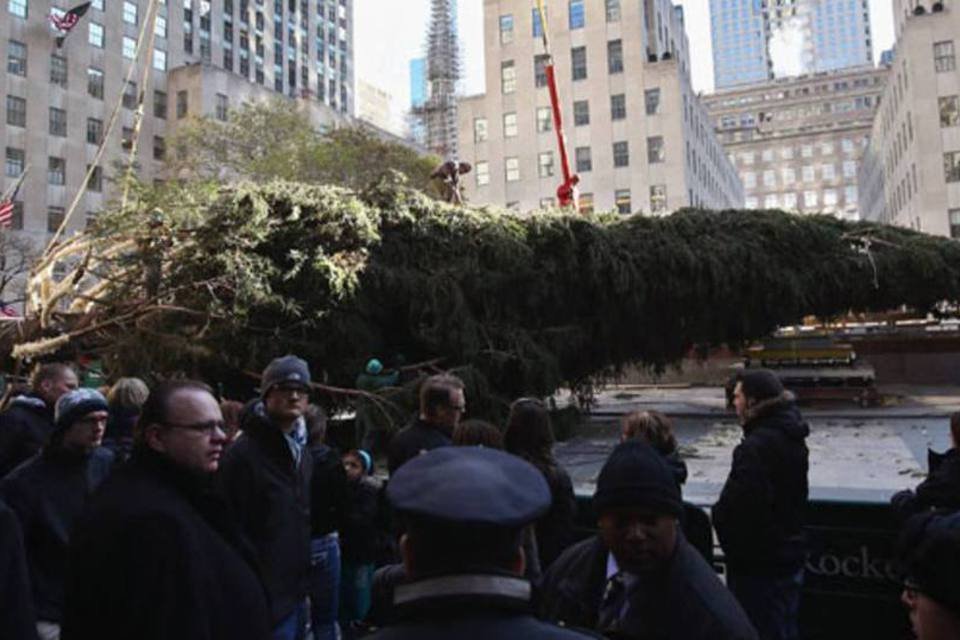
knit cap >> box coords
[738,369,784,402]
[261,355,311,397]
[905,527,960,616]
[55,388,108,430]
[593,441,683,517]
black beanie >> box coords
[593,441,683,517]
[738,369,784,402]
[906,527,960,616]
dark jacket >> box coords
[218,404,313,623]
[102,406,139,463]
[309,443,349,537]
[664,451,688,487]
[387,417,451,476]
[341,477,380,564]
[539,534,758,640]
[892,448,960,518]
[712,392,809,575]
[0,445,114,622]
[0,394,54,478]
[61,447,271,640]
[535,463,577,570]
[367,572,599,640]
[0,497,37,640]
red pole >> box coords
[545,64,579,210]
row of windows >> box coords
[499,0,622,44]
[741,162,859,189]
[511,188,660,216]
[733,139,862,166]
[743,186,859,211]
[501,41,625,94]
[0,199,103,233]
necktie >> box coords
[597,572,628,636]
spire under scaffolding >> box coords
[414,0,461,159]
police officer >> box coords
[367,446,596,639]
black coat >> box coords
[0,497,36,640]
[712,392,809,575]
[0,445,114,622]
[367,572,599,640]
[535,463,577,570]
[387,418,451,476]
[341,478,380,564]
[102,406,138,463]
[891,448,960,517]
[217,405,312,624]
[539,534,758,640]
[0,395,54,479]
[61,447,271,640]
[309,443,348,537]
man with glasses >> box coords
[387,373,465,475]
[219,356,314,640]
[1,388,113,640]
[62,381,271,639]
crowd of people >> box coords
[0,359,956,640]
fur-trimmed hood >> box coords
[741,391,809,440]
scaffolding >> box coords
[414,0,461,159]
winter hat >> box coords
[905,527,960,616]
[738,369,784,402]
[357,449,373,474]
[593,441,683,517]
[55,388,108,430]
[365,359,384,376]
[261,355,311,397]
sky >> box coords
[355,0,895,133]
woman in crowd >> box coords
[103,377,149,462]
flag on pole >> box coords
[0,170,27,229]
[49,1,92,47]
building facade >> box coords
[710,0,873,89]
[356,79,397,134]
[2,0,353,249]
[703,65,887,219]
[458,0,742,215]
[858,0,960,236]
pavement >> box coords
[553,384,959,505]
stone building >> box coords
[457,0,742,215]
[703,65,887,220]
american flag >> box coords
[0,172,26,229]
[49,2,92,45]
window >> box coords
[843,160,857,178]
[8,0,27,18]
[951,209,960,239]
[650,185,667,214]
[823,189,838,207]
[88,67,104,99]
[532,7,545,38]
[742,172,756,188]
[216,93,229,121]
[48,157,66,186]
[505,157,520,182]
[645,88,660,115]
[177,90,188,118]
[47,207,65,233]
[934,41,955,73]
[845,185,858,205]
[945,151,960,183]
[91,0,102,10]
[156,14,168,37]
[7,41,26,76]
[613,141,629,168]
[123,0,138,24]
[801,144,813,158]
[153,49,167,71]
[569,0,584,29]
[940,96,960,127]
[475,161,489,186]
[86,118,103,144]
[121,127,134,149]
[123,81,138,109]
[6,96,26,127]
[499,14,514,44]
[580,193,594,214]
[575,146,592,172]
[610,94,626,121]
[745,197,758,209]
[573,100,589,126]
[87,165,103,192]
[762,149,774,162]
[842,138,855,154]
[154,90,167,118]
[123,36,137,59]
[571,47,587,81]
[783,193,798,210]
[50,54,68,87]
[607,40,624,74]
[763,170,775,188]
[540,197,555,209]
[503,112,517,137]
[781,147,794,160]
[473,118,488,142]
[647,136,664,163]
[89,22,105,48]
[741,151,755,165]
[822,163,835,180]
[538,152,554,178]
[605,0,620,22]
[534,54,549,88]
[536,107,552,133]
[5,147,24,177]
[153,136,166,160]
[804,190,818,207]
[820,142,833,156]
[782,168,796,185]
[764,194,779,208]
[615,189,631,214]
[500,60,516,94]
[802,165,815,182]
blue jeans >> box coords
[727,567,803,640]
[310,534,341,640]
[273,600,307,640]
[339,562,374,624]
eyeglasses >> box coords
[163,420,226,435]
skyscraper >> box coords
[410,57,428,108]
[710,0,873,89]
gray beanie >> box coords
[55,388,108,430]
[261,355,311,397]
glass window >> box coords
[761,149,773,162]
[579,192,594,214]
[499,14,514,44]
[843,160,856,178]
[615,189,631,214]
[177,90,188,118]
[950,209,960,239]
[571,46,587,81]
[575,146,592,172]
[216,93,229,121]
[87,165,103,192]
[781,147,794,160]
[123,81,138,109]
[92,0,103,10]
[782,192,798,210]
[538,151,554,178]
[89,22,105,48]
[605,0,620,22]
[536,107,552,133]
[613,141,629,167]
[822,163,835,180]
[86,118,103,144]
[781,167,795,185]
[645,88,660,115]
[154,90,167,118]
[532,7,544,38]
[534,54,549,88]
[5,147,25,177]
[742,172,756,188]
[123,36,137,59]
[50,54,68,87]
[501,60,516,94]
[123,0,138,24]
[820,142,833,156]
[121,127,134,149]
[573,100,589,126]
[844,185,858,205]
[763,169,775,187]
[650,184,667,214]
[503,112,517,137]
[540,197,555,208]
[801,144,813,158]
[6,95,26,127]
[744,197,758,209]
[802,165,815,182]
[48,157,66,186]
[156,14,168,37]
[475,161,489,186]
[934,41,955,73]
[610,94,626,120]
[474,118,488,142]
[945,151,960,182]
[88,67,104,99]
[940,96,960,127]
[842,138,855,153]
[7,41,27,76]
[8,0,27,18]
[741,151,755,165]
[607,39,624,74]
[824,189,838,207]
[804,190,818,207]
[764,194,779,208]
[569,0,584,29]
[647,136,665,163]
[153,49,167,71]
[505,157,520,182]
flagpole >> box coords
[1,164,30,203]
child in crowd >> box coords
[339,449,380,634]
